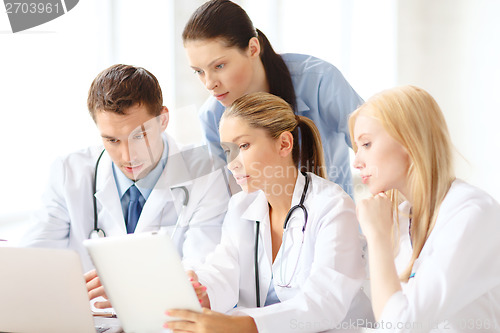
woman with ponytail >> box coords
[165,93,373,332]
[182,0,362,197]
[350,85,500,331]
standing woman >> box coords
[350,85,500,331]
[165,93,371,332]
[182,0,363,197]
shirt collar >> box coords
[240,172,307,223]
[113,134,169,200]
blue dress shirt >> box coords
[197,53,363,197]
[113,134,169,219]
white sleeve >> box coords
[21,157,71,248]
[194,208,241,313]
[379,201,500,332]
[181,168,230,270]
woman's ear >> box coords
[278,131,294,157]
[248,37,261,58]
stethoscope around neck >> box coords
[88,149,189,239]
[254,171,310,307]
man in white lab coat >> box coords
[22,64,230,273]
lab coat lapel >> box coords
[241,191,273,302]
[135,135,193,232]
[94,152,127,234]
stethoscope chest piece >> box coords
[89,228,106,239]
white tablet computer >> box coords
[84,231,201,333]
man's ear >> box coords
[160,106,169,131]
[278,131,294,157]
[248,37,261,58]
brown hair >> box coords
[182,0,297,111]
[223,92,326,178]
[87,64,163,121]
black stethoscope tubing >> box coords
[90,149,107,239]
[89,149,190,239]
[254,171,310,307]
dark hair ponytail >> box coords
[183,0,297,111]
[256,29,297,111]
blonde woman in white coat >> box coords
[165,92,373,333]
[350,85,500,332]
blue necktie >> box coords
[126,185,143,234]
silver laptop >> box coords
[84,231,201,333]
[0,246,121,333]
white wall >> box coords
[397,0,500,201]
[0,0,498,234]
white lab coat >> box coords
[23,134,230,272]
[379,179,500,332]
[196,172,373,332]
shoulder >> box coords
[281,53,341,77]
[307,173,355,212]
[437,179,500,228]
[56,146,104,170]
[198,96,224,118]
[168,136,224,181]
[227,190,260,211]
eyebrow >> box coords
[223,134,250,143]
[101,127,149,140]
[191,56,225,70]
[355,133,370,142]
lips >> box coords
[123,164,143,174]
[214,92,229,101]
[361,175,371,184]
[233,174,249,185]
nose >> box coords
[353,151,364,170]
[227,153,241,173]
[121,141,140,163]
[204,73,218,91]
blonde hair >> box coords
[222,92,326,178]
[348,85,455,281]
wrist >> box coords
[232,316,258,333]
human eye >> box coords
[193,69,204,75]
[239,143,249,150]
[215,63,225,70]
[133,132,146,140]
[107,138,119,144]
[361,142,371,149]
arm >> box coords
[360,193,500,331]
[165,309,257,333]
[356,193,401,320]
[21,157,71,248]
[180,168,230,270]
[317,64,363,149]
[198,98,226,161]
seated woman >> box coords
[350,85,500,331]
[165,92,372,332]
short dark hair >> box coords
[182,0,297,111]
[87,64,163,121]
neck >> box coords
[265,167,298,219]
[251,58,269,93]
